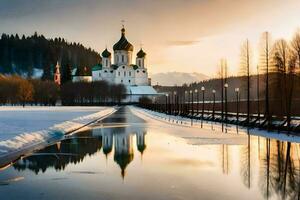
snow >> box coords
[0,106,117,156]
[32,68,43,78]
[130,106,248,145]
[0,106,110,140]
[130,106,300,144]
[127,85,158,95]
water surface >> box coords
[1,107,300,200]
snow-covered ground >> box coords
[130,106,248,145]
[0,106,106,140]
[0,106,117,156]
[130,106,300,144]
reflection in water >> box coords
[6,123,300,200]
[248,135,300,200]
[221,144,230,175]
[13,127,147,179]
[114,131,134,179]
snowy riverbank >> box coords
[130,106,300,143]
[0,106,117,157]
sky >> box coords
[0,0,299,77]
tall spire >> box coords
[113,23,133,51]
[121,20,125,36]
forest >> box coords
[0,32,101,80]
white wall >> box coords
[114,65,135,86]
[114,50,132,66]
[102,57,111,68]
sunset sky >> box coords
[0,0,299,77]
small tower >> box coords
[136,48,146,68]
[102,48,112,68]
[54,61,61,85]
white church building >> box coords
[72,27,158,102]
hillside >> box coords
[0,32,101,80]
[151,72,209,86]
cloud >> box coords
[166,40,200,46]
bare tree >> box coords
[272,39,296,131]
[240,39,252,124]
[218,58,227,122]
[259,32,272,125]
[291,29,300,68]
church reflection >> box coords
[13,126,147,179]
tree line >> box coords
[0,32,101,80]
[0,75,127,106]
[152,29,300,131]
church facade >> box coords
[92,27,150,86]
[73,27,150,86]
[71,27,158,102]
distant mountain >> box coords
[150,72,209,86]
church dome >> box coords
[137,49,146,58]
[101,48,111,58]
[113,28,133,51]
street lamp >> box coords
[165,93,169,115]
[195,89,198,118]
[190,90,193,126]
[174,91,177,115]
[201,86,205,120]
[224,83,229,123]
[184,91,188,116]
[212,89,216,120]
[235,88,240,124]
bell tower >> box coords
[54,61,61,85]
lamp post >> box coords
[170,92,173,115]
[212,90,216,120]
[201,86,205,120]
[190,90,193,126]
[235,88,240,124]
[195,89,199,118]
[184,91,188,116]
[224,83,228,123]
[165,93,168,115]
[174,91,177,115]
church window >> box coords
[138,60,141,66]
[129,80,131,83]
[110,70,113,73]
[105,59,108,66]
[99,73,101,77]
[121,80,123,83]
[124,71,126,76]
[129,71,131,76]
[122,66,125,69]
[143,70,145,73]
[104,70,107,73]
[118,72,120,76]
[122,55,124,62]
[137,70,139,73]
